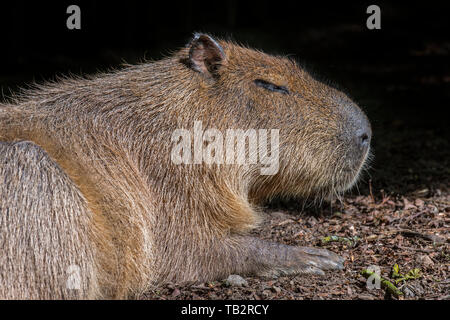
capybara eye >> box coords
[254,79,289,95]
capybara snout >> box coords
[332,99,372,191]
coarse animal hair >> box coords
[0,33,371,299]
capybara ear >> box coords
[187,33,225,77]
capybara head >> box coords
[180,34,372,201]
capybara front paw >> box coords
[296,246,345,271]
[258,246,345,278]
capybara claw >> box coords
[296,246,345,272]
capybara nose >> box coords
[355,121,371,151]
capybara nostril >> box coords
[355,116,371,151]
[359,132,370,147]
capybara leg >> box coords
[249,238,344,277]
[226,236,345,278]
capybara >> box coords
[0,33,371,299]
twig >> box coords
[395,245,433,254]
[399,229,446,244]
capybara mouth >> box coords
[336,146,372,193]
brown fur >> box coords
[0,34,371,299]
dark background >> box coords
[1,1,449,195]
